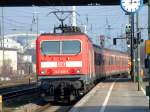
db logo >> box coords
[57,62,66,67]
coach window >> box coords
[113,56,115,65]
[41,41,60,54]
[102,55,104,65]
[104,56,106,65]
[106,56,108,65]
[111,56,113,65]
[109,56,111,65]
[110,57,112,65]
[99,54,102,65]
[95,54,100,65]
[116,57,118,65]
[114,57,115,65]
[123,58,125,65]
[103,56,105,65]
[62,41,81,54]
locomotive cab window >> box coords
[41,40,81,55]
[41,41,60,55]
[62,41,81,54]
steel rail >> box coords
[2,86,40,100]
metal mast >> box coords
[72,6,76,27]
[1,7,4,68]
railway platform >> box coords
[69,78,149,112]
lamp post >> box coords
[148,0,150,108]
[1,7,4,69]
[136,12,141,91]
[130,13,135,82]
[120,0,143,82]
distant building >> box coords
[0,48,18,74]
[0,38,23,52]
[23,55,32,63]
[0,36,36,75]
[17,52,33,75]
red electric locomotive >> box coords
[36,26,130,102]
[36,10,130,102]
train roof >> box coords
[40,26,85,36]
[40,32,86,36]
[39,33,128,56]
[40,32,93,42]
[93,44,128,55]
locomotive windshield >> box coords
[62,41,81,54]
[41,41,60,54]
[41,40,81,55]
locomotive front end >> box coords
[36,34,89,101]
[39,40,82,76]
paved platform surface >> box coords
[70,78,149,112]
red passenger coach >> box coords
[36,29,130,101]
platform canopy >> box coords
[0,0,148,6]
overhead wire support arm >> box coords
[47,11,80,27]
[47,10,80,33]
[113,37,126,45]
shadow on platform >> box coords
[70,105,149,112]
[103,78,131,83]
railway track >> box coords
[2,86,40,100]
[0,84,40,101]
[0,76,36,88]
[33,96,80,112]
[35,103,72,112]
[0,83,37,93]
[3,80,104,111]
[1,83,41,112]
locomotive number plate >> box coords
[57,62,66,67]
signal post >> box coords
[0,95,2,112]
[146,0,150,109]
[145,40,150,109]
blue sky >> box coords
[0,6,148,50]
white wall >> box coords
[0,49,17,71]
[0,38,23,52]
[23,55,32,63]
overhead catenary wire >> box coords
[0,6,147,38]
[5,18,31,25]
[4,20,29,28]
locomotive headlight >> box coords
[41,70,46,75]
[76,69,81,73]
